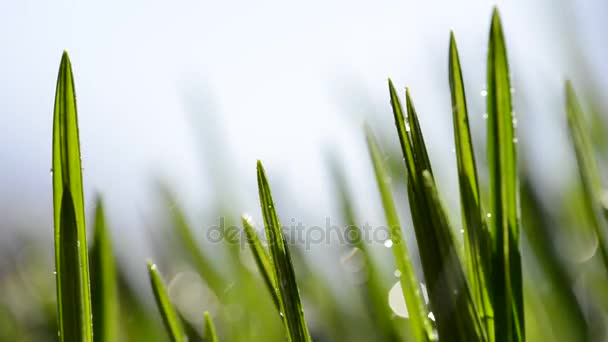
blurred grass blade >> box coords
[90,196,119,342]
[161,189,225,296]
[448,32,494,337]
[257,161,311,342]
[565,81,608,268]
[241,215,281,310]
[389,80,487,342]
[328,155,402,342]
[365,126,433,342]
[147,261,186,342]
[486,8,524,341]
[52,51,93,342]
[204,312,219,342]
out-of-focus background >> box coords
[1,0,607,341]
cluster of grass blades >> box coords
[48,6,608,342]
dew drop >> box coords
[384,239,394,248]
[428,311,436,321]
[483,113,488,120]
[513,137,518,144]
[486,213,492,218]
[480,90,488,97]
[394,270,402,278]
[460,229,464,234]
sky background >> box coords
[0,1,607,274]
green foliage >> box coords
[147,261,186,342]
[486,9,524,341]
[204,312,219,342]
[90,196,119,342]
[448,32,494,338]
[30,6,608,342]
[52,51,93,342]
[242,215,281,310]
[365,126,434,342]
[256,161,311,342]
[565,81,608,269]
[388,81,487,342]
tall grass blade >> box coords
[204,312,219,342]
[328,156,402,341]
[241,215,281,310]
[256,161,311,342]
[448,32,494,337]
[365,126,433,342]
[90,196,119,342]
[565,81,608,268]
[52,51,93,342]
[147,261,186,342]
[486,8,524,341]
[389,81,487,342]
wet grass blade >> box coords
[241,215,281,310]
[257,161,311,342]
[486,9,524,341]
[365,126,433,342]
[565,81,608,269]
[389,80,487,342]
[52,51,93,342]
[147,261,186,342]
[204,312,219,342]
[90,196,119,342]
[448,32,494,337]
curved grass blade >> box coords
[448,32,494,337]
[204,312,219,342]
[90,196,119,342]
[565,81,608,269]
[52,51,93,342]
[389,80,487,342]
[257,161,311,342]
[486,8,524,341]
[147,261,186,342]
[328,155,402,342]
[241,215,281,310]
[365,126,433,342]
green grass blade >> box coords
[162,190,225,296]
[90,196,119,342]
[565,81,608,268]
[420,171,488,341]
[257,161,311,342]
[204,312,219,342]
[389,80,487,341]
[147,261,186,342]
[328,156,402,342]
[241,215,281,310]
[389,79,418,186]
[486,8,524,341]
[365,126,433,342]
[448,32,494,337]
[405,89,434,176]
[52,51,93,342]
